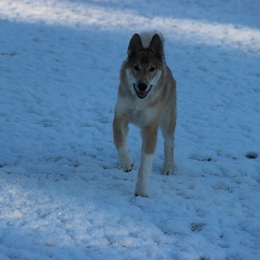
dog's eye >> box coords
[149,67,156,72]
[133,65,140,71]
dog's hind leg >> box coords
[160,112,176,175]
[135,126,157,197]
[113,116,133,172]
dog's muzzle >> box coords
[133,82,153,99]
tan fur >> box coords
[113,31,177,197]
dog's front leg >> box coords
[160,113,176,175]
[135,126,157,197]
[113,116,133,172]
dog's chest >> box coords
[126,104,157,127]
[116,96,159,126]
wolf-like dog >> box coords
[113,31,177,197]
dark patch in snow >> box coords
[246,152,258,159]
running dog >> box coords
[113,31,177,197]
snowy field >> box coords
[0,0,260,259]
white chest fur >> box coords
[115,96,158,127]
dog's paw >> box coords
[135,192,148,198]
[135,182,148,197]
[134,189,148,198]
[118,147,134,172]
[162,157,175,175]
[162,164,174,175]
[121,160,134,172]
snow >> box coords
[0,0,259,259]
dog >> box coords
[113,31,177,197]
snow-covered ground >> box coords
[0,0,260,259]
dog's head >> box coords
[125,33,164,99]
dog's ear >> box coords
[127,33,143,56]
[149,34,164,61]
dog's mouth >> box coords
[133,84,153,99]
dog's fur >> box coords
[113,31,177,197]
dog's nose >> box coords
[138,82,148,91]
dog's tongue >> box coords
[138,91,147,98]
